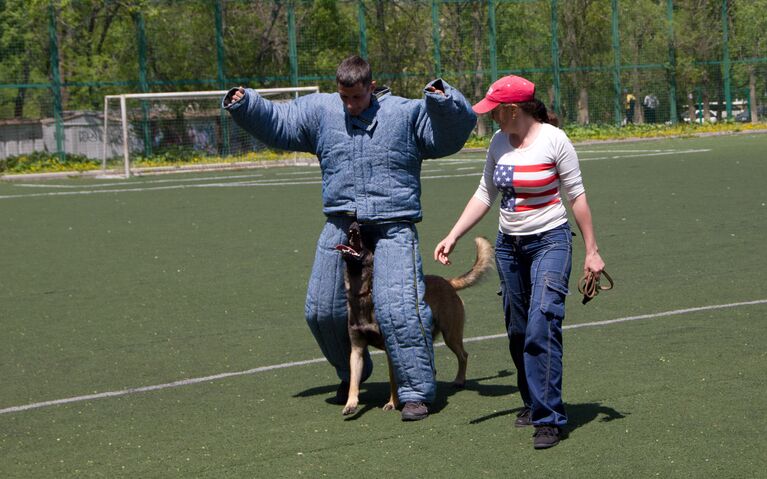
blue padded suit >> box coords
[223,81,476,403]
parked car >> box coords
[735,106,766,122]
[681,109,718,124]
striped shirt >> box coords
[474,123,585,235]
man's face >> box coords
[338,81,376,117]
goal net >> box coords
[102,86,320,177]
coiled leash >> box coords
[577,270,614,305]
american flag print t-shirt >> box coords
[474,123,585,235]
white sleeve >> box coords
[473,142,500,207]
[554,130,585,201]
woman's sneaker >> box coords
[514,407,532,427]
[533,425,561,449]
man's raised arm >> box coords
[222,87,317,154]
[414,79,477,159]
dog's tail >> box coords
[448,237,495,291]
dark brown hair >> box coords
[336,55,372,87]
[516,99,559,127]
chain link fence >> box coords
[1,0,765,163]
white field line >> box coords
[14,173,266,189]
[0,172,483,200]
[0,179,322,199]
[274,170,322,176]
[579,148,711,162]
[1,298,765,416]
[2,148,710,199]
[576,149,673,153]
[432,158,485,164]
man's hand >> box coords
[232,86,245,102]
[426,85,445,96]
[227,86,246,106]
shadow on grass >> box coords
[468,401,628,431]
[293,368,519,419]
[565,402,628,433]
[430,369,518,415]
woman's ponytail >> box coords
[518,99,560,127]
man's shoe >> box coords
[514,407,532,427]
[401,402,429,421]
[333,381,350,405]
[533,425,561,449]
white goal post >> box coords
[102,86,320,178]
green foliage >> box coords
[564,120,766,142]
[0,147,304,174]
[464,121,767,149]
[5,123,766,176]
[130,146,298,168]
[0,151,100,173]
[1,1,766,148]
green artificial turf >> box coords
[1,134,765,477]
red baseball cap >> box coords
[472,75,536,114]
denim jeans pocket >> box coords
[540,274,569,320]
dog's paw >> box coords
[342,403,358,415]
[382,402,396,412]
[452,380,466,389]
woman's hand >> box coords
[583,250,605,279]
[434,236,457,265]
[433,197,491,266]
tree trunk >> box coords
[577,87,589,124]
[749,67,758,123]
[13,63,30,118]
[474,55,487,137]
[632,71,644,124]
[688,92,696,123]
[374,1,388,72]
[702,92,711,123]
[472,5,487,137]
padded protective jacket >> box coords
[223,80,477,223]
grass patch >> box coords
[3,121,766,175]
[1,135,766,476]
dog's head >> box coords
[334,222,370,265]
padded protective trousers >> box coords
[305,216,436,403]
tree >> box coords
[731,0,767,121]
[0,0,49,118]
[618,0,667,124]
[674,0,724,123]
[559,0,612,124]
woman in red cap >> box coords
[434,75,605,449]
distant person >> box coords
[434,75,605,449]
[625,90,636,124]
[643,94,659,124]
[222,55,476,421]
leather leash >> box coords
[577,270,614,305]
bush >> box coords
[0,152,101,174]
[463,121,766,149]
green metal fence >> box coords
[1,0,765,162]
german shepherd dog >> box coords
[335,222,494,415]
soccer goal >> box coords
[102,86,320,178]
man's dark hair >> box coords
[336,55,372,87]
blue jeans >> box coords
[495,223,572,427]
[305,216,436,403]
